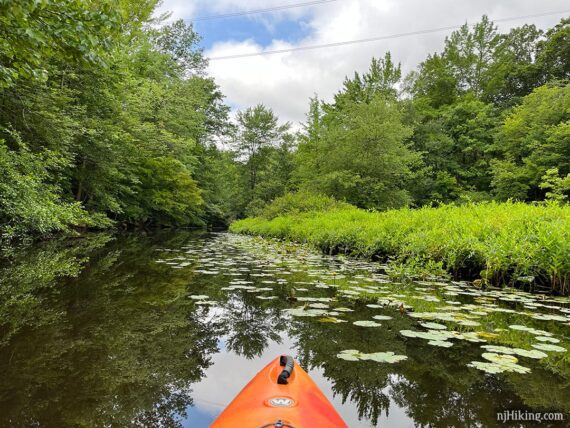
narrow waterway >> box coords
[0,231,568,427]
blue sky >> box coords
[194,15,313,51]
[158,0,323,51]
[157,0,570,124]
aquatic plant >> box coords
[230,202,570,295]
[337,349,408,363]
[353,320,382,327]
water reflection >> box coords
[0,231,568,427]
[0,232,218,427]
[220,294,285,359]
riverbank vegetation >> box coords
[1,2,569,241]
[231,196,570,295]
[1,1,236,240]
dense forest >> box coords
[1,1,569,240]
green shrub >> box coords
[253,192,354,220]
[0,133,112,241]
[230,201,570,295]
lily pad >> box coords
[535,336,560,344]
[409,312,456,322]
[428,340,453,348]
[400,329,453,342]
[319,317,347,323]
[309,303,329,309]
[458,332,486,343]
[468,360,530,374]
[475,331,498,339]
[420,322,447,330]
[482,353,518,364]
[373,315,393,321]
[531,314,568,322]
[532,343,566,352]
[360,352,408,363]
[353,320,382,327]
[286,308,327,317]
[336,350,361,361]
[337,349,407,363]
[481,345,517,355]
[456,320,481,327]
[510,348,547,359]
[499,362,531,374]
[297,297,333,302]
[467,361,504,374]
[340,290,361,296]
[509,325,553,336]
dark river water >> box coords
[0,231,568,427]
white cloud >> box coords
[158,0,570,124]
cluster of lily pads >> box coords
[156,233,569,378]
[468,354,530,374]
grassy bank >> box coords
[230,201,570,295]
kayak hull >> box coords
[210,356,347,428]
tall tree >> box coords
[293,96,324,188]
[333,52,401,109]
[535,18,570,84]
[492,83,570,201]
[485,24,543,106]
[0,4,233,236]
[443,15,501,97]
[234,104,290,212]
[405,53,458,108]
[296,94,418,209]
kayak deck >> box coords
[210,355,347,428]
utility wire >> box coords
[207,9,570,60]
[192,0,339,22]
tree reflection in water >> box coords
[0,231,568,427]
[0,232,219,427]
[221,293,285,360]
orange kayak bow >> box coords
[210,355,347,428]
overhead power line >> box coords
[207,9,570,60]
[192,0,339,22]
